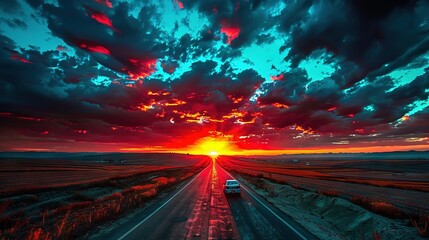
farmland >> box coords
[218,153,429,214]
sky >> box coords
[0,0,429,155]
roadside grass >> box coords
[372,231,381,240]
[350,196,406,219]
[0,159,210,239]
[410,214,429,237]
[318,189,340,198]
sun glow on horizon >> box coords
[119,142,429,156]
[186,137,238,156]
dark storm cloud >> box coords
[180,0,277,47]
[170,60,263,118]
[1,0,428,151]
[256,64,429,140]
[258,68,312,106]
[0,33,160,145]
[41,1,163,79]
[178,61,262,98]
[0,0,21,14]
[25,0,44,9]
[0,17,28,29]
[282,0,429,87]
[0,27,264,147]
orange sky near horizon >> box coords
[120,137,429,156]
[5,136,429,156]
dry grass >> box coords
[350,196,407,219]
[318,189,340,197]
[0,178,175,239]
[410,214,429,237]
[372,231,381,240]
[239,173,278,197]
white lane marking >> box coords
[117,167,209,240]
[222,166,308,240]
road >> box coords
[102,160,315,240]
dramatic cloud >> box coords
[0,0,428,153]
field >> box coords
[218,153,429,214]
[0,153,210,239]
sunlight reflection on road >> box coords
[209,162,238,239]
[183,160,238,239]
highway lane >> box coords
[101,160,314,240]
[103,162,238,240]
[216,162,316,240]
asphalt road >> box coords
[104,160,316,240]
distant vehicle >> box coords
[224,179,241,195]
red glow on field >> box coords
[173,0,184,9]
[327,106,337,111]
[270,74,284,81]
[79,43,110,55]
[220,22,240,44]
[347,113,355,118]
[10,53,32,64]
[95,0,112,8]
[126,58,157,80]
[91,11,118,32]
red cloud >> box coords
[125,58,157,80]
[10,53,32,64]
[56,45,68,51]
[270,74,284,81]
[75,40,111,54]
[174,0,184,9]
[221,21,240,45]
[90,10,118,32]
[94,0,112,8]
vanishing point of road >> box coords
[100,160,317,240]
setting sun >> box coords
[186,137,238,156]
[209,151,218,156]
